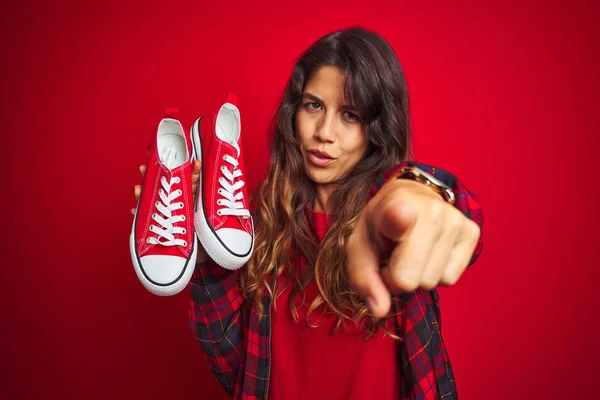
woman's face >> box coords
[296,66,368,187]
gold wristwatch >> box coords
[395,166,456,205]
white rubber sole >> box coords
[129,198,198,297]
[191,117,253,270]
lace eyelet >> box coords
[217,210,222,216]
[182,228,186,234]
[146,238,152,244]
[181,215,186,222]
[155,201,160,207]
[183,241,187,246]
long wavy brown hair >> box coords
[242,27,412,337]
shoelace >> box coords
[147,149,187,246]
[216,154,250,218]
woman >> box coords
[133,27,483,399]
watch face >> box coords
[412,167,451,190]
[426,173,450,189]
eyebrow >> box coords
[302,92,358,112]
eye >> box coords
[343,111,361,123]
[304,102,322,111]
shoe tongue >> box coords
[216,129,240,157]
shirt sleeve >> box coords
[187,260,246,396]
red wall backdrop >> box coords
[3,0,599,399]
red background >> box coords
[3,0,599,399]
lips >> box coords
[308,149,334,159]
[306,149,336,167]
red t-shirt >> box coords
[269,210,401,400]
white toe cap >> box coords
[139,255,186,285]
[215,228,252,256]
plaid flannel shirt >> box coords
[188,161,484,400]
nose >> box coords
[314,112,336,143]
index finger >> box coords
[346,211,392,318]
[191,160,202,177]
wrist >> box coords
[393,179,444,201]
[394,166,456,205]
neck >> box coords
[313,184,334,213]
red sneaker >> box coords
[191,93,253,270]
[130,109,197,296]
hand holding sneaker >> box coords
[131,93,254,275]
